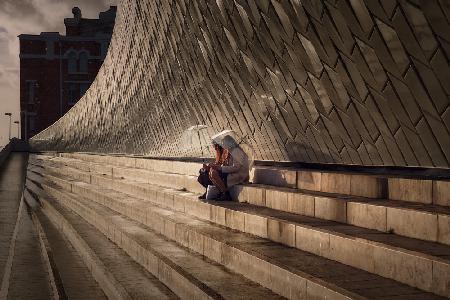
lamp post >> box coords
[14,121,20,139]
[20,111,28,141]
[4,113,12,140]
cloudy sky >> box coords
[0,0,118,147]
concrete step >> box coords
[27,173,284,299]
[28,167,447,299]
[0,154,28,294]
[236,184,450,245]
[252,166,386,199]
[0,153,54,300]
[56,152,200,176]
[252,166,450,207]
[26,182,177,300]
[25,188,108,300]
[30,156,450,246]
[30,162,450,298]
[31,155,204,194]
[1,197,54,300]
[48,152,450,206]
[28,202,74,300]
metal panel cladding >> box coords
[31,0,450,168]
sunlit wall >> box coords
[31,0,450,168]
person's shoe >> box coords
[198,192,207,200]
[217,191,231,201]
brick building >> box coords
[19,6,116,139]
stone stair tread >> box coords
[38,193,178,299]
[0,153,54,300]
[38,179,284,299]
[43,153,450,181]
[6,204,53,300]
[32,156,450,217]
[30,163,450,261]
[33,209,108,300]
[250,182,450,215]
[221,203,450,259]
[30,159,450,296]
[126,179,450,256]
[31,162,450,259]
[113,174,450,259]
[29,170,446,299]
[43,163,447,225]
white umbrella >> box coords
[180,125,213,160]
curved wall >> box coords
[31,0,450,168]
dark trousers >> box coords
[198,170,213,189]
[197,169,227,189]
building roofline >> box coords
[18,32,60,38]
[18,33,112,41]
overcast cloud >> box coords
[0,0,118,146]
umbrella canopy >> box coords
[180,125,213,158]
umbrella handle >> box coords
[197,129,204,159]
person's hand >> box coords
[202,164,208,169]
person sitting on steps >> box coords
[197,135,249,201]
[197,141,229,200]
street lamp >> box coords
[14,121,20,139]
[4,113,12,140]
[20,111,28,141]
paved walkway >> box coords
[0,153,28,285]
[7,203,52,299]
[0,153,52,299]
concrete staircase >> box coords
[0,153,60,300]
[25,152,450,299]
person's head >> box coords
[222,135,238,150]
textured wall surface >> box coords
[31,0,450,168]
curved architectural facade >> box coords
[31,0,450,168]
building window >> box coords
[79,52,88,73]
[66,82,91,106]
[26,81,36,104]
[68,83,79,105]
[68,52,77,73]
[28,115,36,132]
